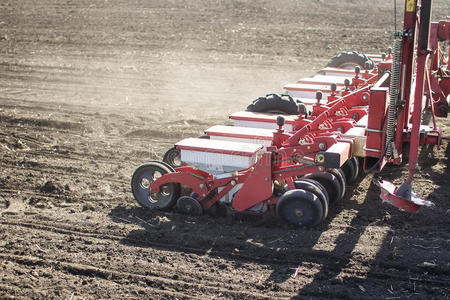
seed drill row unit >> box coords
[132,0,450,227]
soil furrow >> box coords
[0,253,280,299]
[2,218,448,289]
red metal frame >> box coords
[143,0,449,218]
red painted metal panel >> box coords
[365,87,388,158]
[232,153,273,211]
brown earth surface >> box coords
[1,0,450,299]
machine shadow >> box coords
[293,141,450,299]
[108,203,333,257]
[428,140,450,200]
[286,178,388,298]
[357,141,450,299]
[263,174,368,284]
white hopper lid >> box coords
[205,125,275,141]
[298,74,348,86]
[176,138,263,157]
[284,83,334,93]
[320,67,358,76]
[229,111,296,124]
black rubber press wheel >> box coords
[131,161,180,210]
[303,172,342,203]
[177,196,203,216]
[276,189,323,227]
[294,179,329,221]
[328,168,346,200]
[341,157,359,184]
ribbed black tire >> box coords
[246,93,298,115]
[326,51,375,70]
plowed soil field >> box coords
[1,0,449,299]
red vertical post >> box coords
[395,0,418,159]
[407,54,428,183]
[406,0,433,183]
[365,88,389,158]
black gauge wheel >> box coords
[131,162,180,210]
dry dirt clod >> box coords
[39,181,63,194]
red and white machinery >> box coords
[131,0,450,227]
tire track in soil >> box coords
[2,219,448,290]
[0,225,293,299]
[1,219,362,266]
[0,253,279,299]
[1,109,205,153]
[0,189,125,205]
[0,164,125,186]
[0,255,205,300]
